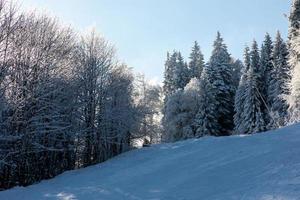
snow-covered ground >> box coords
[1,124,300,200]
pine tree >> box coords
[174,52,189,90]
[234,47,250,134]
[163,52,175,98]
[205,32,235,136]
[289,0,300,67]
[194,70,220,137]
[289,0,300,40]
[268,32,290,128]
[188,41,205,80]
[242,41,266,134]
[163,52,176,95]
[231,58,244,89]
[162,51,190,139]
[163,51,189,98]
[260,33,273,107]
[288,0,300,123]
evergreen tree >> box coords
[289,0,300,67]
[188,41,205,80]
[259,33,273,127]
[163,52,175,98]
[206,32,235,136]
[162,51,190,139]
[289,0,300,40]
[288,0,300,123]
[234,47,250,134]
[174,52,189,90]
[242,41,266,134]
[194,70,220,137]
[231,58,244,89]
[268,32,290,128]
[260,33,273,105]
[163,51,189,99]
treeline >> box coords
[0,1,162,190]
[162,0,300,141]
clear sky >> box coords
[19,0,291,83]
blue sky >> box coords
[20,0,291,83]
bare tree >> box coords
[73,30,115,166]
[0,11,76,188]
[0,3,142,190]
[133,75,163,144]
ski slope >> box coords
[1,124,300,200]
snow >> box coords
[2,124,300,200]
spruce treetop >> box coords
[188,41,204,79]
[250,40,260,73]
[244,46,251,72]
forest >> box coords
[1,0,300,191]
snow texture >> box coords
[1,124,300,200]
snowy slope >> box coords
[1,125,300,200]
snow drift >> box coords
[1,124,300,200]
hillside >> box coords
[1,124,300,200]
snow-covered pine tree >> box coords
[206,32,235,136]
[194,69,220,137]
[231,58,244,90]
[163,52,174,98]
[289,0,300,41]
[242,41,266,134]
[234,47,250,134]
[260,33,273,125]
[288,0,300,123]
[162,52,176,139]
[268,32,290,128]
[288,0,300,70]
[162,51,190,139]
[163,51,189,98]
[188,41,205,80]
[174,52,189,90]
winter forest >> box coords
[0,0,300,191]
